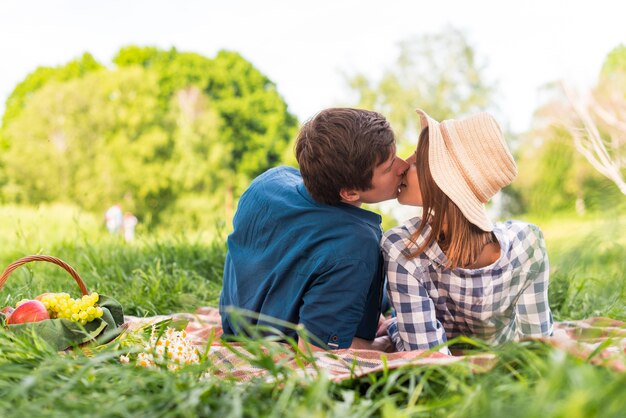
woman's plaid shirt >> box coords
[382,217,553,352]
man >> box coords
[219,108,408,350]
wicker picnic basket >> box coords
[0,255,125,350]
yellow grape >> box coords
[40,292,102,324]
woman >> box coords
[382,109,553,353]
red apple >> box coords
[7,300,50,324]
[35,292,54,301]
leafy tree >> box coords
[0,52,104,205]
[114,46,214,113]
[1,46,298,227]
[514,115,580,215]
[1,68,171,218]
[515,95,624,216]
[1,53,103,128]
[346,28,497,222]
[514,44,626,216]
[114,47,298,217]
[347,27,494,153]
[600,44,626,77]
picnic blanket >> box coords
[123,307,626,381]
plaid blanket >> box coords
[124,308,626,381]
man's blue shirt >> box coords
[219,166,384,349]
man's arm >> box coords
[298,335,392,353]
[349,335,393,351]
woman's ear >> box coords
[339,188,360,203]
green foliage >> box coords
[112,45,166,68]
[600,44,626,78]
[114,46,214,112]
[541,214,626,320]
[0,46,298,228]
[207,51,298,180]
[347,27,494,153]
[514,125,579,215]
[114,46,299,194]
[514,43,626,218]
[0,204,225,315]
[1,67,173,219]
[1,53,103,128]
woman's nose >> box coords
[396,157,409,173]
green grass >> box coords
[0,204,226,316]
[535,214,626,320]
[0,205,625,417]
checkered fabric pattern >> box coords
[382,217,554,353]
[124,309,626,378]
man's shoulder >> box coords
[255,166,300,184]
[242,166,301,201]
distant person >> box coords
[123,212,138,242]
[220,108,409,351]
[382,110,554,354]
[105,204,123,235]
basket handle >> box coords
[0,255,89,296]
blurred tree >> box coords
[600,44,626,76]
[563,82,626,195]
[346,28,497,223]
[347,27,495,154]
[1,53,103,128]
[548,44,626,199]
[114,46,213,113]
[1,68,172,220]
[514,44,626,216]
[0,46,298,228]
[513,108,584,215]
[203,50,298,215]
[114,47,298,217]
[0,52,103,204]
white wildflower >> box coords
[126,326,200,371]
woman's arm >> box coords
[515,227,554,338]
[386,259,449,353]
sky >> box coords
[0,0,624,134]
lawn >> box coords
[0,204,625,417]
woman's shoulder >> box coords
[497,220,545,240]
[381,217,431,276]
[381,217,429,260]
[495,220,547,258]
[383,216,425,241]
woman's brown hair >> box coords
[409,127,495,269]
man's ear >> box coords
[339,188,360,203]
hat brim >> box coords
[415,109,493,232]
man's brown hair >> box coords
[295,108,395,205]
[409,127,496,269]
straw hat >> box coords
[415,109,517,232]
